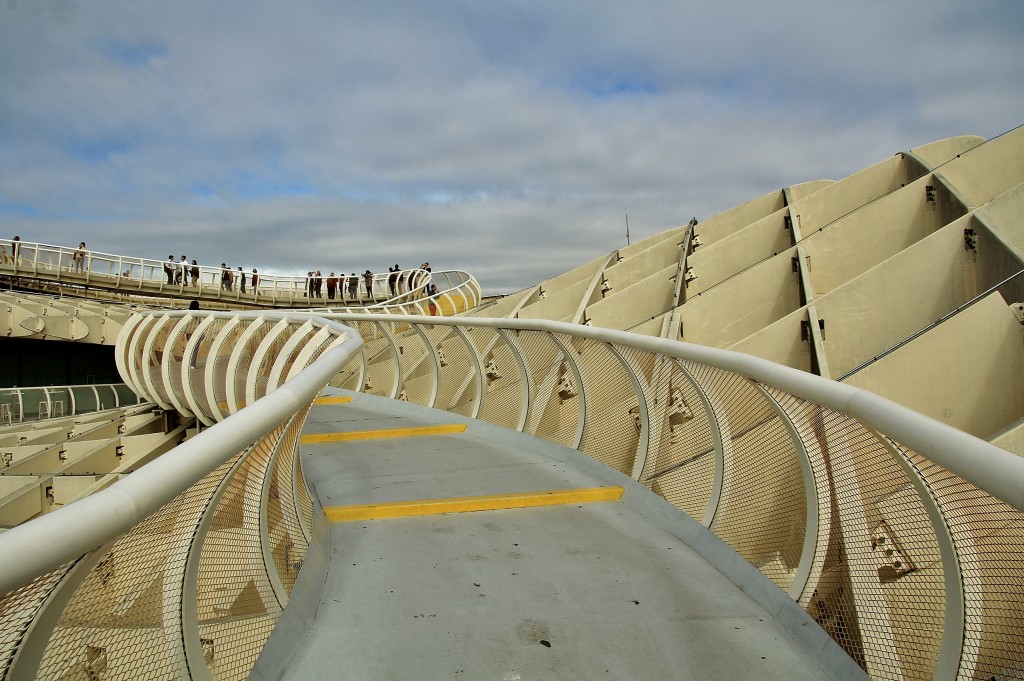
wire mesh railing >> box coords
[323,314,1024,681]
[0,311,1021,680]
[0,311,362,681]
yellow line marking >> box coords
[314,396,353,405]
[324,486,624,521]
[300,423,466,444]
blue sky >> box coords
[1,0,1022,294]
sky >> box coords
[1,1,1022,295]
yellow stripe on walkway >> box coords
[314,396,353,405]
[300,423,466,444]
[324,486,624,522]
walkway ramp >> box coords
[253,392,866,681]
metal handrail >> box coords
[327,313,1024,511]
[0,313,362,595]
[1,311,1021,679]
[317,312,1024,680]
[0,237,480,310]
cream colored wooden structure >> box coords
[479,128,1024,453]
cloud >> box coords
[1,0,1021,295]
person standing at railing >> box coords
[220,263,232,291]
[348,272,358,300]
[327,272,338,300]
[72,242,87,273]
[238,267,246,293]
[388,265,399,298]
[165,255,176,284]
[428,284,439,316]
[11,236,20,265]
[421,262,432,294]
[251,268,259,294]
[363,269,375,302]
[176,256,187,284]
[191,260,200,287]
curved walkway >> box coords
[0,238,481,314]
[251,390,867,681]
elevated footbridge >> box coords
[0,310,1021,680]
[0,238,481,315]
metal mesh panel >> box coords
[643,359,717,521]
[362,322,396,398]
[476,331,524,429]
[400,324,449,407]
[267,406,314,595]
[905,448,1024,680]
[567,336,639,475]
[387,324,428,403]
[332,354,363,392]
[230,320,274,411]
[516,330,577,447]
[195,432,283,680]
[189,318,232,418]
[164,321,191,413]
[144,319,174,406]
[434,326,477,415]
[34,455,241,681]
[274,325,318,386]
[706,376,806,593]
[0,565,75,680]
[811,408,945,679]
[253,328,289,400]
[212,323,250,413]
[760,392,837,609]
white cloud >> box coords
[1,0,1021,295]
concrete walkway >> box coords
[252,392,867,681]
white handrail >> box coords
[0,237,479,309]
[0,315,362,595]
[318,313,1024,512]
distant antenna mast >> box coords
[625,208,630,246]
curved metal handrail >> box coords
[1,311,1021,680]
[0,313,362,594]
[328,313,1024,510]
[320,313,1024,681]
